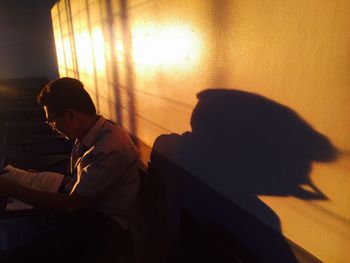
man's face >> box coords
[44,106,76,140]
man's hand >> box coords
[0,176,88,213]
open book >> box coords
[1,165,64,193]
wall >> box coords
[0,0,58,80]
[51,0,350,262]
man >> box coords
[0,77,140,262]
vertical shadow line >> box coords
[56,3,68,76]
[105,0,123,125]
[120,0,137,144]
[65,0,80,78]
[84,0,100,112]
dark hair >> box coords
[37,77,96,115]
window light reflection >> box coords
[124,25,201,67]
[91,27,106,75]
[75,31,94,74]
[63,37,73,69]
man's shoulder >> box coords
[98,120,127,143]
[93,120,138,156]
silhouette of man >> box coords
[0,77,140,262]
[150,89,337,262]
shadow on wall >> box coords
[149,89,338,262]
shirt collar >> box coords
[78,115,105,148]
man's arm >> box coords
[0,176,88,213]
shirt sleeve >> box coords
[71,149,131,199]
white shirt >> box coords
[68,116,140,230]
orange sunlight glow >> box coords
[74,31,94,74]
[63,37,74,70]
[119,24,201,68]
[91,27,106,75]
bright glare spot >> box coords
[75,31,94,74]
[131,25,201,67]
[63,37,73,69]
[91,27,106,75]
[115,39,125,63]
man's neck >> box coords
[77,114,99,141]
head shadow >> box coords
[150,88,339,225]
[183,88,338,199]
[149,88,338,261]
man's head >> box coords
[37,77,97,140]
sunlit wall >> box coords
[51,0,350,261]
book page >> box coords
[2,165,64,193]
